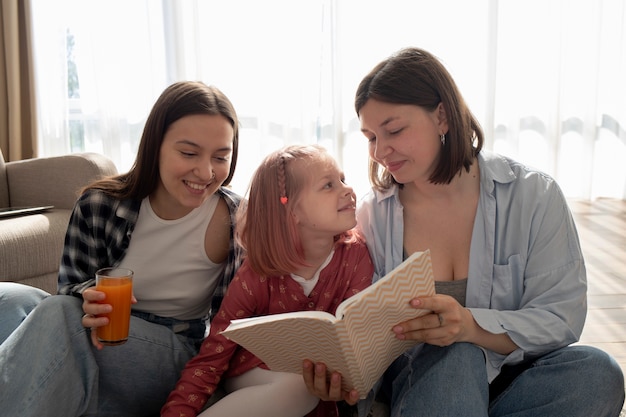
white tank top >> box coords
[120,194,224,320]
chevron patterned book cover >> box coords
[220,250,435,397]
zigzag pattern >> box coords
[222,251,435,398]
[340,250,435,394]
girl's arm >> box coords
[161,262,263,417]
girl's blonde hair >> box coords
[236,144,358,277]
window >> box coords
[30,0,626,199]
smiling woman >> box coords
[300,45,625,417]
[0,81,247,417]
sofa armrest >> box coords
[5,153,118,209]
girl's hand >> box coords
[302,360,359,405]
[81,287,137,350]
[393,294,472,347]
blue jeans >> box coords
[0,285,203,417]
[0,282,49,343]
[383,342,624,417]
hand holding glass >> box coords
[95,267,133,346]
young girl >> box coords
[161,144,374,417]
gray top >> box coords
[435,279,468,307]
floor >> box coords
[568,198,626,413]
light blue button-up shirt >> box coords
[356,150,586,383]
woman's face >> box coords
[152,114,234,219]
[359,99,446,185]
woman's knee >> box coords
[570,346,624,394]
[417,342,485,372]
[546,345,622,375]
[0,283,51,343]
[390,344,489,416]
[30,294,84,331]
[531,345,624,411]
[394,343,487,394]
[0,282,49,310]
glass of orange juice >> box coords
[95,267,133,346]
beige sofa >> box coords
[0,149,118,294]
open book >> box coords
[221,250,435,397]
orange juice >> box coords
[95,268,133,346]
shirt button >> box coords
[308,302,315,309]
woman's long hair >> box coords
[83,81,239,199]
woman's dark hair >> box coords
[355,47,483,189]
[84,81,239,199]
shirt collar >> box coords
[477,149,517,194]
[373,183,400,204]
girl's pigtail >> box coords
[278,155,288,205]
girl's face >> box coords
[359,99,447,185]
[152,114,233,219]
[291,155,357,239]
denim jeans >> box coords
[382,342,624,417]
[0,282,49,343]
[0,285,204,417]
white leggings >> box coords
[199,367,320,417]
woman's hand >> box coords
[302,360,360,405]
[393,294,472,347]
[394,294,518,355]
[81,287,137,350]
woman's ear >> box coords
[437,102,449,134]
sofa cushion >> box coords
[0,208,71,294]
[6,152,117,210]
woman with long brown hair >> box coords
[0,81,244,417]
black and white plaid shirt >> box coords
[58,187,244,320]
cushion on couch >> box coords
[0,149,117,294]
[0,210,71,294]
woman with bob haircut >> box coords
[0,81,245,417]
[303,47,625,417]
[162,144,374,417]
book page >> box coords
[222,315,356,384]
[339,250,435,394]
[225,309,337,330]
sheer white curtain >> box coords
[168,0,334,194]
[491,0,626,200]
[30,0,626,199]
[332,0,494,198]
[30,0,168,170]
